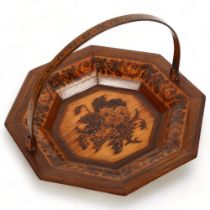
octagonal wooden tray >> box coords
[5,14,205,195]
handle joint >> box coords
[170,67,179,82]
[25,135,36,152]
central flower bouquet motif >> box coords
[74,95,147,154]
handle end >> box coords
[25,136,36,152]
[170,68,179,82]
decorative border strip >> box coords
[32,56,189,180]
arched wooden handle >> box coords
[26,14,181,151]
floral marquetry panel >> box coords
[53,87,156,163]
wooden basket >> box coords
[5,14,205,195]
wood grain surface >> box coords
[5,45,205,195]
[57,87,154,162]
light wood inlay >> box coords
[59,88,155,162]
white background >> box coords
[0,0,210,209]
